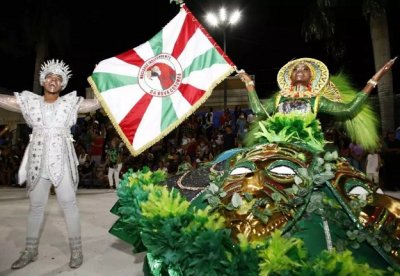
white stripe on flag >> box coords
[178,28,213,70]
[161,9,187,54]
[134,41,159,61]
[170,91,192,118]
[132,97,162,149]
[181,64,232,91]
[101,84,145,123]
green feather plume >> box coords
[244,96,326,152]
[328,73,380,151]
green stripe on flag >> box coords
[91,72,138,92]
[161,96,178,131]
[182,48,226,77]
[149,31,163,56]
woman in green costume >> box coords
[237,57,396,152]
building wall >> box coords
[199,75,253,111]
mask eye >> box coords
[343,179,372,199]
[266,161,300,184]
[229,160,256,176]
[269,166,296,175]
[230,167,253,176]
[348,186,368,196]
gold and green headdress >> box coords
[277,57,330,98]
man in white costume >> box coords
[0,59,100,269]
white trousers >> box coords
[108,163,122,188]
[367,172,379,184]
[26,169,81,244]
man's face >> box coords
[43,73,63,93]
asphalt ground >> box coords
[0,188,145,276]
[1,187,399,276]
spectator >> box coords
[246,110,255,124]
[235,111,247,144]
[219,108,232,129]
[223,125,236,151]
[349,142,365,172]
[90,121,105,166]
[366,149,382,186]
[78,152,95,189]
[105,137,123,190]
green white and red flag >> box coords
[88,4,235,156]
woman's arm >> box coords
[78,99,101,113]
[0,94,21,113]
[362,57,397,95]
[237,71,274,116]
[320,57,396,119]
[318,92,368,120]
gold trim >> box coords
[274,94,281,109]
[373,193,400,219]
[314,95,320,114]
[277,58,329,97]
[320,81,342,102]
[176,171,205,191]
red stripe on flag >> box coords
[179,83,205,105]
[170,9,197,59]
[116,49,145,67]
[119,94,153,143]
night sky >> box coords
[0,0,399,98]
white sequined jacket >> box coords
[0,91,100,190]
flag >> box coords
[88,4,235,156]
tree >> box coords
[301,0,395,134]
[365,1,395,134]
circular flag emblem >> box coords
[138,53,183,97]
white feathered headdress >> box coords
[39,59,72,90]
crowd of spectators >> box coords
[1,106,400,191]
[324,126,400,191]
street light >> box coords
[206,7,241,110]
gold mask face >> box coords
[217,142,400,265]
[219,143,314,242]
[330,160,400,262]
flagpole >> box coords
[223,28,228,110]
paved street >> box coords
[0,188,145,276]
[1,187,399,276]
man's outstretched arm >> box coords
[78,98,100,113]
[0,94,21,113]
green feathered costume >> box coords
[245,58,379,153]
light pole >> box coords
[206,7,241,110]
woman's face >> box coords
[290,63,312,86]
